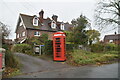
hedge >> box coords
[44,40,53,55]
[12,44,33,55]
[90,43,118,52]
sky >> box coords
[0,0,117,40]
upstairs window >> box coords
[33,16,38,26]
[22,31,25,36]
[17,34,19,38]
[60,23,65,30]
[51,20,56,29]
[19,33,21,38]
[34,31,40,36]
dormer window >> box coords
[60,23,65,30]
[51,20,56,29]
[33,16,38,26]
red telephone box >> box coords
[53,31,66,61]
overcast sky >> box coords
[0,0,117,40]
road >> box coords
[13,53,118,78]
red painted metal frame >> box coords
[53,32,66,61]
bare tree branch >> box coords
[95,0,119,31]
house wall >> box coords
[27,29,55,40]
[104,39,120,45]
[16,25,27,43]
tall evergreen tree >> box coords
[71,14,89,45]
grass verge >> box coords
[66,49,118,66]
[2,67,21,78]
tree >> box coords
[95,0,120,31]
[0,21,10,45]
[86,29,100,45]
[71,14,89,45]
[64,31,74,43]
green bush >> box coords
[66,44,74,51]
[66,44,79,51]
[90,43,104,52]
[44,40,53,55]
[12,44,33,55]
[104,43,118,51]
[5,50,20,68]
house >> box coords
[3,39,14,45]
[15,10,74,43]
[104,34,120,45]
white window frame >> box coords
[60,23,65,30]
[51,20,56,29]
[34,31,40,36]
[19,33,21,37]
[33,16,38,26]
[17,34,19,38]
[22,31,25,36]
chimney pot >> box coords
[39,9,44,19]
[52,15,58,22]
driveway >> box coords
[13,53,118,78]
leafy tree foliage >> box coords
[0,21,10,44]
[86,29,100,45]
[71,14,89,45]
[95,0,120,31]
[64,31,74,43]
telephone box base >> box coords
[53,58,66,62]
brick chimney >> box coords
[52,15,58,22]
[39,9,44,23]
[39,9,44,19]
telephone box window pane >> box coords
[55,38,60,42]
[56,48,61,52]
[56,53,61,57]
[55,43,61,45]
[56,45,60,47]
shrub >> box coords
[66,44,79,52]
[12,44,33,55]
[44,40,53,55]
[104,43,118,51]
[5,50,20,68]
[90,43,104,52]
[66,44,74,51]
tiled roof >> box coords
[19,13,73,31]
[104,34,120,40]
[15,13,74,33]
[64,23,74,31]
[20,13,57,31]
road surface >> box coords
[13,53,118,78]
